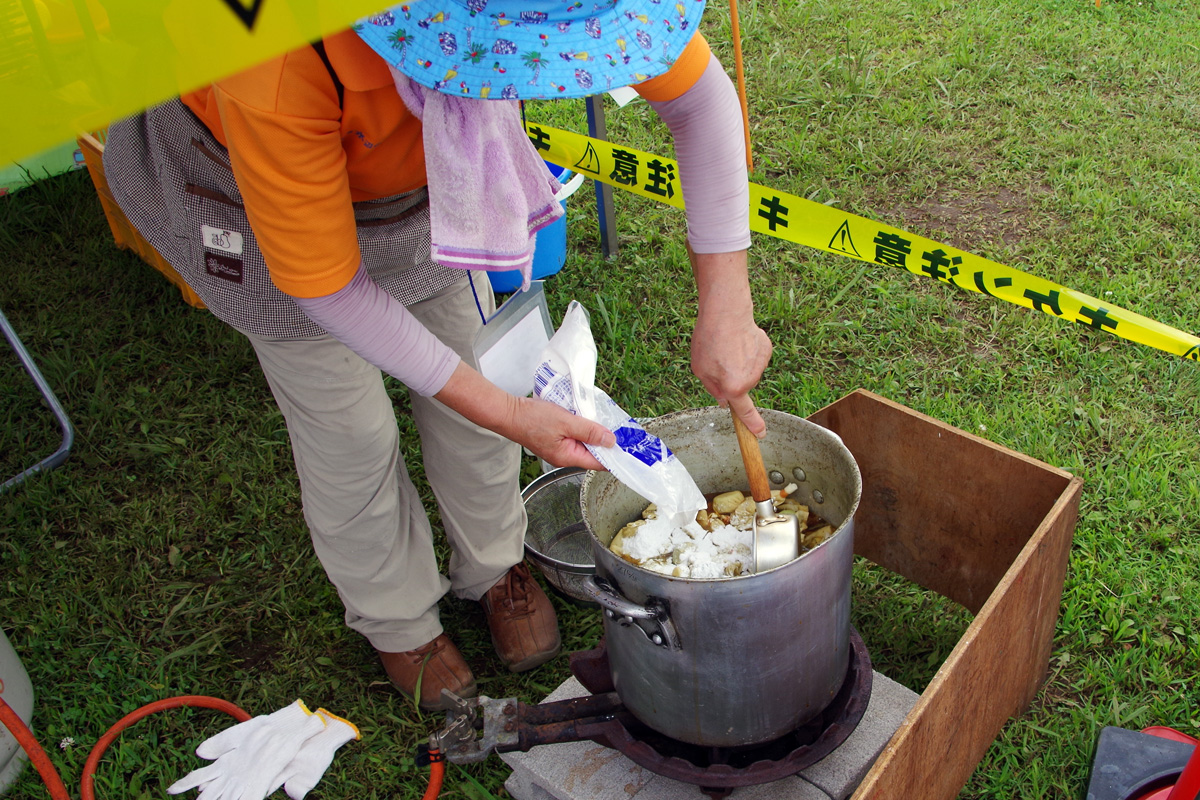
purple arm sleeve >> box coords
[646,54,752,254]
[293,263,461,397]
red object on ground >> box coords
[1146,727,1200,747]
[1135,727,1200,800]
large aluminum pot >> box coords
[581,406,861,748]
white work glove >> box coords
[167,699,326,800]
[269,709,360,800]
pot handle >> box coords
[583,575,658,619]
[583,575,680,650]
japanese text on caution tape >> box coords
[525,122,1199,362]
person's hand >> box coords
[688,249,772,437]
[509,396,615,470]
[435,362,615,470]
[691,305,772,434]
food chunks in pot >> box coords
[609,484,832,578]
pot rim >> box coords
[581,405,862,582]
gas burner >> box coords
[432,628,872,799]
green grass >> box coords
[3,0,1200,798]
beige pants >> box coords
[246,273,526,653]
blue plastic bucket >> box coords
[488,162,576,294]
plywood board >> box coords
[808,390,1082,800]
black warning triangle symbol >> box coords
[574,142,601,175]
[221,0,265,31]
[828,220,861,258]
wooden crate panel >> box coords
[808,390,1082,800]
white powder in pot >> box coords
[615,514,754,579]
[610,485,812,579]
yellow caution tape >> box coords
[0,0,388,167]
[526,122,1200,362]
[6,7,1192,363]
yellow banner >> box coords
[0,0,389,166]
[526,122,1200,362]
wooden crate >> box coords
[77,133,207,310]
[806,390,1083,800]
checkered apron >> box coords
[102,98,462,338]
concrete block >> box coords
[502,673,916,800]
[503,736,657,800]
[799,672,919,800]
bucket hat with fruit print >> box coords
[354,0,707,100]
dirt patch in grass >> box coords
[228,636,280,671]
[859,176,1061,363]
[880,181,1058,253]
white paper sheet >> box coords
[476,287,553,397]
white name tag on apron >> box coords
[473,281,553,398]
[200,224,244,255]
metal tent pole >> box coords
[585,95,619,260]
[0,305,73,491]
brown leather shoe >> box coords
[378,634,477,711]
[481,562,561,672]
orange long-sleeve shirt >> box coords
[181,28,711,298]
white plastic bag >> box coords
[534,301,706,525]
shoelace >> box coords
[405,637,444,664]
[488,567,534,619]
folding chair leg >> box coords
[0,306,74,491]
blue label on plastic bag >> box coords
[613,424,668,467]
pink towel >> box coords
[390,69,563,292]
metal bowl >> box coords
[522,467,597,606]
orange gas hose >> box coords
[0,694,71,800]
[423,747,445,800]
[728,0,752,170]
[80,695,251,800]
[0,693,249,800]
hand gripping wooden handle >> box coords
[731,408,771,503]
